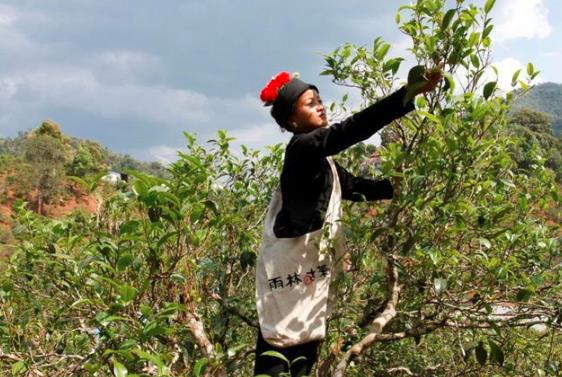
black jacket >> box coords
[273,86,415,238]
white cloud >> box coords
[148,145,179,165]
[0,67,210,126]
[491,58,524,91]
[390,35,412,58]
[0,61,274,154]
[0,15,35,53]
[0,5,18,26]
[92,50,162,82]
[147,124,287,165]
[544,51,562,58]
[215,123,288,157]
[449,57,542,96]
[0,5,52,62]
[494,0,551,42]
[0,5,223,137]
[390,35,418,87]
[0,77,17,101]
[229,123,283,144]
[452,57,544,95]
[490,57,543,92]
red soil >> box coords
[0,176,97,227]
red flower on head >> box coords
[260,71,292,104]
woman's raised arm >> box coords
[290,86,414,157]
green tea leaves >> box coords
[442,9,456,30]
[484,0,496,14]
[483,81,496,99]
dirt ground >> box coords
[0,178,97,268]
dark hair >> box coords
[270,106,295,132]
[270,78,318,133]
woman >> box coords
[254,69,441,376]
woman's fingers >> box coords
[418,67,443,94]
[404,64,445,103]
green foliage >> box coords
[0,132,284,375]
[1,123,169,218]
[507,108,562,181]
[67,140,109,178]
[0,1,560,376]
[108,153,169,179]
[1,123,168,180]
[23,132,68,212]
[34,119,65,140]
[0,134,25,157]
[320,0,561,375]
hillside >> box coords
[511,82,562,135]
[1,121,157,267]
[1,127,169,179]
[0,120,168,228]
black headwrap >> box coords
[270,78,318,130]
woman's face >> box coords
[289,89,328,132]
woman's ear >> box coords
[287,115,298,130]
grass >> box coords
[0,226,15,272]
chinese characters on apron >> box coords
[256,157,345,347]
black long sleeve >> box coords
[273,87,414,238]
[335,162,393,202]
[288,86,415,158]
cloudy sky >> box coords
[0,0,560,163]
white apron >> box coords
[255,157,345,347]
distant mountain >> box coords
[0,125,169,179]
[511,82,562,135]
[0,122,170,221]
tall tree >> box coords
[24,127,68,214]
[321,0,560,375]
[507,108,562,180]
[67,140,109,178]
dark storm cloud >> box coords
[5,1,557,161]
[0,0,402,160]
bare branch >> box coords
[387,366,414,376]
[212,292,259,328]
[0,350,22,362]
[331,256,401,377]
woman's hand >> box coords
[403,64,444,105]
[413,65,444,95]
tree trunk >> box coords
[331,257,401,377]
[37,193,43,216]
